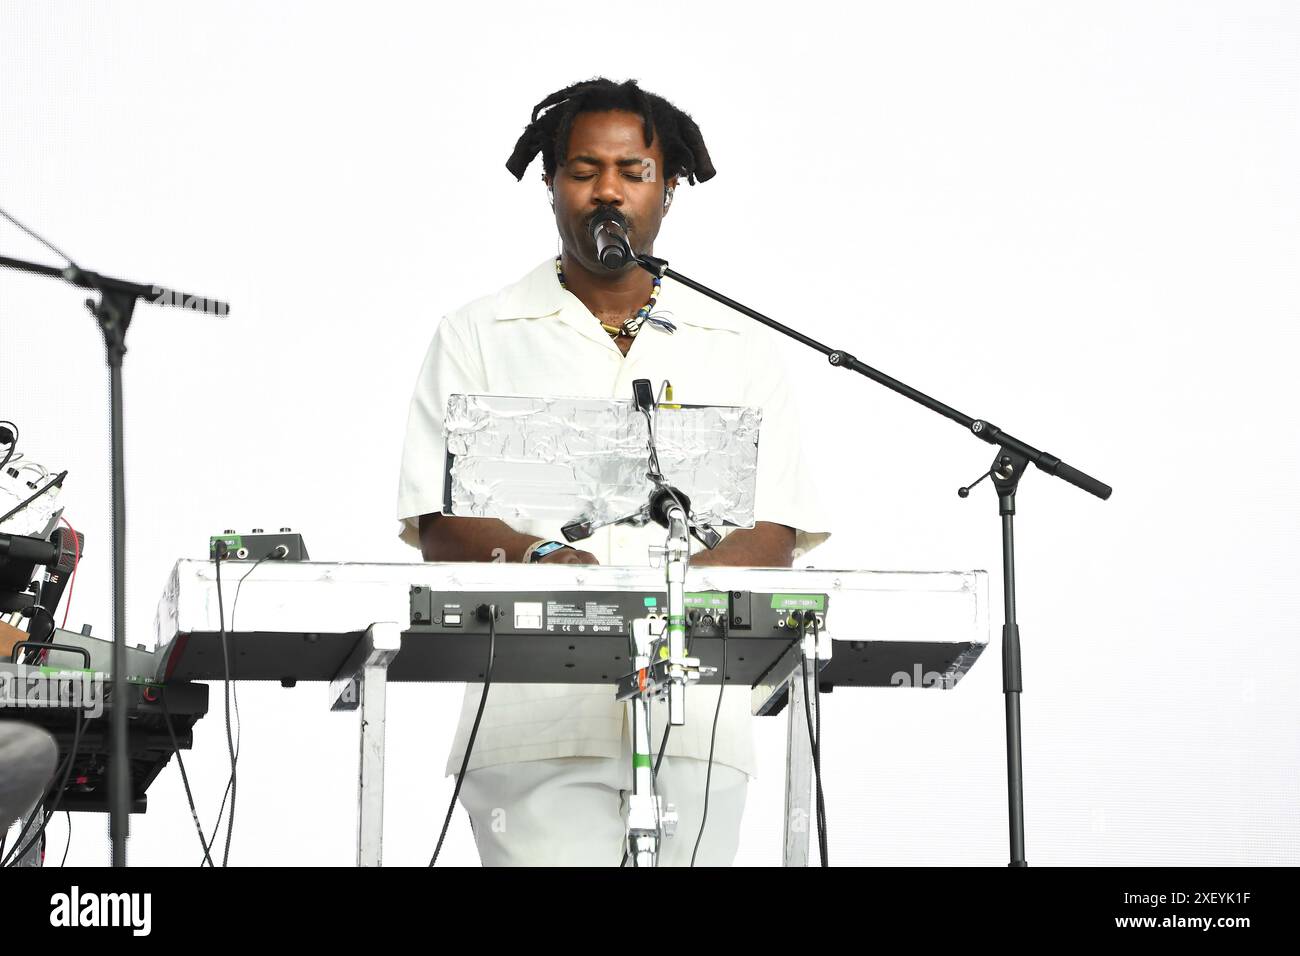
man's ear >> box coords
[663,175,679,213]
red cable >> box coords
[58,515,79,629]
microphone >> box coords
[0,528,81,641]
[0,532,58,565]
[589,207,631,269]
[36,527,80,615]
[27,526,81,644]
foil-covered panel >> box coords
[444,394,760,528]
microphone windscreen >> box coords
[588,206,628,233]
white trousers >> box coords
[458,755,748,867]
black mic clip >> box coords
[958,449,1026,498]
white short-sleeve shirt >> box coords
[397,258,831,777]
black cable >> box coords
[639,408,664,479]
[799,654,822,862]
[213,545,237,866]
[800,629,821,858]
[812,616,827,860]
[19,605,57,665]
[201,790,229,864]
[0,470,67,524]
[690,621,728,867]
[0,419,18,472]
[200,745,237,866]
[430,602,497,866]
[199,552,270,865]
[60,811,71,866]
[225,557,270,770]
[161,685,214,866]
[800,645,828,867]
[653,723,672,776]
[4,707,83,867]
[3,717,77,866]
[0,204,81,267]
[646,700,663,868]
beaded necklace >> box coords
[554,256,674,338]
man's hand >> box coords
[420,513,539,563]
[419,513,601,565]
[689,521,796,568]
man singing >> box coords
[397,77,828,866]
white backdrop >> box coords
[1,0,1296,866]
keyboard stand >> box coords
[153,560,989,867]
[328,622,401,868]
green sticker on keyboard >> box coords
[684,592,728,608]
[770,594,825,611]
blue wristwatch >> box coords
[528,540,572,563]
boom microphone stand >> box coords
[634,252,1111,867]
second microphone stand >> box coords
[0,253,228,866]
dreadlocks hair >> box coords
[505,77,717,187]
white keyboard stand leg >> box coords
[783,622,830,868]
[783,670,817,867]
[11,804,45,868]
[330,621,401,868]
[626,696,667,867]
